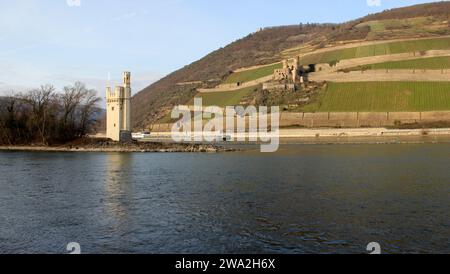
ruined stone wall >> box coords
[262,83,295,91]
[273,68,291,81]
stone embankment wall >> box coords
[149,111,450,132]
[279,111,450,128]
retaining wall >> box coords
[198,75,273,93]
[310,69,450,82]
[280,111,450,128]
[150,111,450,132]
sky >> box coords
[0,0,441,96]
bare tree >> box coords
[23,85,56,145]
[0,98,10,145]
[1,82,101,145]
[61,82,101,138]
[60,82,86,139]
[78,88,101,137]
[0,94,31,145]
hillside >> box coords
[132,1,450,129]
[131,24,335,128]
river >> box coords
[0,144,448,254]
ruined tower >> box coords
[292,56,300,82]
[106,72,132,142]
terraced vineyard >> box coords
[192,86,258,107]
[308,82,450,112]
[301,37,450,65]
[224,63,281,84]
[358,17,432,32]
[355,16,442,40]
[349,56,450,70]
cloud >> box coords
[115,12,138,21]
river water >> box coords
[0,144,448,254]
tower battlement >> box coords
[106,86,125,99]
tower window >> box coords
[112,107,115,111]
[114,123,116,127]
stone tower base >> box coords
[119,130,133,143]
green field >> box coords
[157,86,258,123]
[358,20,386,32]
[301,37,450,65]
[356,17,432,34]
[192,86,257,107]
[304,82,450,112]
[350,56,450,70]
[224,63,282,84]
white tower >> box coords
[122,72,131,132]
[106,72,132,142]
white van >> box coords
[132,131,151,140]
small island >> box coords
[0,138,231,153]
[0,80,230,153]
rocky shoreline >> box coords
[0,139,233,153]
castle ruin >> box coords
[268,56,307,92]
[273,56,304,84]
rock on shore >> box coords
[0,138,233,153]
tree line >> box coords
[0,82,101,145]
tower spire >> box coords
[123,71,131,88]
